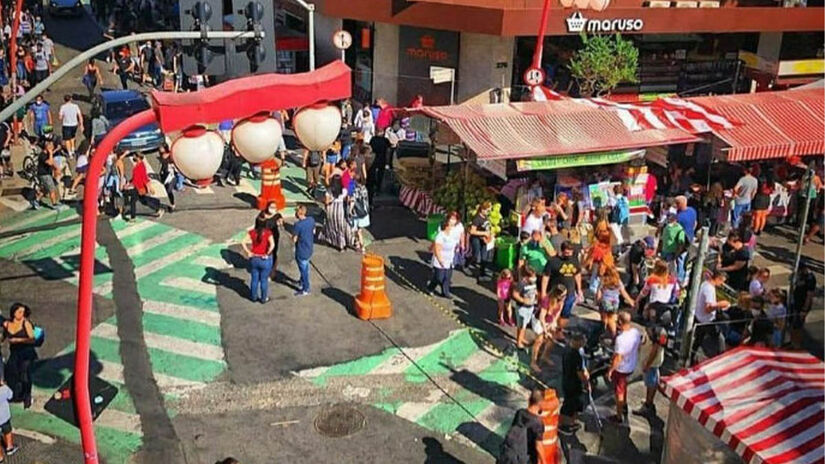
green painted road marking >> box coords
[11,406,141,464]
[312,347,401,386]
[0,223,79,257]
[91,336,224,383]
[478,359,522,388]
[415,398,492,434]
[140,312,222,346]
[115,222,170,250]
[404,330,481,382]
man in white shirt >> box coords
[691,270,730,364]
[608,311,642,424]
[733,167,758,228]
[58,94,83,155]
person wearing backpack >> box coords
[498,389,545,464]
[348,177,371,252]
[3,304,40,410]
[303,148,322,193]
[609,185,630,249]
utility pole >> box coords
[784,167,814,342]
[681,226,710,367]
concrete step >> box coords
[0,175,28,197]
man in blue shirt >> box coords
[28,95,52,137]
[292,205,315,296]
[675,195,697,243]
[675,195,697,283]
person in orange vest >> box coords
[257,158,286,211]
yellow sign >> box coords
[778,59,825,77]
[738,51,777,74]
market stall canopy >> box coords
[410,100,701,161]
[661,347,825,464]
[689,89,824,162]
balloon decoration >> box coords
[292,102,342,152]
[232,111,282,164]
[171,125,224,182]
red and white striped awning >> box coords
[528,85,737,134]
[689,89,825,161]
[662,347,825,464]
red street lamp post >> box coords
[73,61,351,464]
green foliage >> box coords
[568,33,639,97]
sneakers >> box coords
[4,445,18,456]
[294,290,309,297]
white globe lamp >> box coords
[293,102,342,151]
[171,125,224,182]
[231,111,282,164]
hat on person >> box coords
[667,212,678,221]
[643,236,655,249]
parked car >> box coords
[94,90,164,152]
[48,0,84,17]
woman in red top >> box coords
[122,152,163,220]
[241,221,275,303]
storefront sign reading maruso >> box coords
[566,11,644,34]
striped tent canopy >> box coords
[661,347,825,464]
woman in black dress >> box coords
[255,202,283,281]
[4,303,37,409]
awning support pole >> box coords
[681,225,710,367]
[785,168,814,344]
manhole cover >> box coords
[314,404,366,438]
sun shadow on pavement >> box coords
[33,350,104,391]
[203,266,249,300]
[321,286,357,317]
[423,436,465,464]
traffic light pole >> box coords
[291,0,316,71]
[0,30,263,125]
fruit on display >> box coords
[489,202,503,236]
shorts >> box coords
[599,299,620,314]
[516,306,534,329]
[531,316,550,335]
[76,164,88,174]
[0,419,11,435]
[561,291,576,318]
[644,367,660,388]
[38,174,56,193]
[62,125,78,139]
[326,155,339,165]
[560,391,584,416]
[612,371,630,398]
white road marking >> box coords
[458,350,499,374]
[15,428,57,444]
[160,276,216,294]
[93,322,224,362]
[0,196,33,212]
[0,208,54,230]
[124,228,188,257]
[31,389,142,435]
[16,226,82,258]
[94,241,209,294]
[142,300,221,327]
[96,359,205,391]
[396,390,443,423]
[369,342,449,376]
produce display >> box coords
[431,171,509,233]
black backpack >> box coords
[497,410,532,464]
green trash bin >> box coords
[495,236,518,270]
[426,214,445,241]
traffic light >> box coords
[226,0,276,77]
[179,0,226,76]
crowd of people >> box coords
[431,155,823,439]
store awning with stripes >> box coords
[661,347,825,464]
[687,89,824,161]
[411,100,701,161]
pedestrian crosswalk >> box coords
[0,212,229,464]
[298,329,529,453]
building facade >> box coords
[307,0,823,105]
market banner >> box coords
[516,149,645,172]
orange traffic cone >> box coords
[354,254,392,320]
[539,389,561,464]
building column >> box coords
[756,32,783,63]
[457,33,515,103]
[372,23,400,105]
